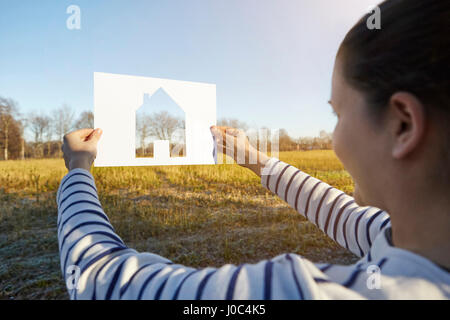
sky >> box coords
[0,0,381,138]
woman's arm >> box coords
[210,126,391,257]
[58,129,366,299]
[58,170,368,300]
[57,168,171,299]
[262,158,390,257]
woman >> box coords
[58,0,449,299]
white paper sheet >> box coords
[94,72,216,167]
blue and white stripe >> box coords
[57,162,450,300]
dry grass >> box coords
[0,150,358,300]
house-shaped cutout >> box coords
[94,72,216,167]
[136,89,186,160]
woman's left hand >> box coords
[61,128,103,171]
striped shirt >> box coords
[57,158,450,299]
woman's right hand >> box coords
[62,128,103,172]
[210,125,270,177]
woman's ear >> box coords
[388,92,426,159]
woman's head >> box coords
[330,0,450,208]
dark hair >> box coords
[337,0,450,121]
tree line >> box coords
[216,118,333,152]
[0,97,93,160]
[0,96,333,160]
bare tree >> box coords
[74,111,94,129]
[277,128,297,151]
[28,113,50,158]
[44,119,53,157]
[318,130,333,149]
[217,118,248,131]
[0,97,18,160]
[16,116,27,160]
[148,111,183,141]
[52,104,74,156]
[136,113,152,156]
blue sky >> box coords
[0,0,379,138]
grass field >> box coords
[0,150,359,299]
